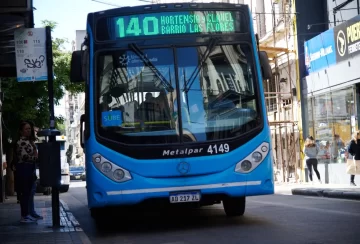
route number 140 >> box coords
[207,144,230,154]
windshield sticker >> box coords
[102,110,123,127]
[119,54,158,66]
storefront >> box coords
[303,14,360,184]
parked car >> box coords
[70,166,86,181]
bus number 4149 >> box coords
[207,143,230,154]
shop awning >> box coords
[0,1,34,77]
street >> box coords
[60,181,360,244]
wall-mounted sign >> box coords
[304,14,360,75]
[334,14,360,63]
[304,28,336,74]
[14,28,48,82]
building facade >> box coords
[302,0,360,184]
[64,30,87,166]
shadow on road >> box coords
[91,205,270,235]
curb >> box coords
[292,188,360,200]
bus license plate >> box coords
[169,192,201,203]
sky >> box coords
[33,0,144,116]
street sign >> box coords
[14,28,48,82]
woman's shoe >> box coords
[351,182,357,186]
[20,216,36,223]
[31,213,43,220]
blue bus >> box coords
[70,2,273,219]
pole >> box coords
[45,26,60,228]
[46,26,55,130]
[0,77,3,203]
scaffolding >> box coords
[259,0,301,183]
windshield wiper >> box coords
[183,37,219,93]
[128,43,174,92]
[182,37,219,111]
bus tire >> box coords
[223,197,245,217]
[90,208,104,220]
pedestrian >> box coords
[346,130,360,186]
[26,121,43,220]
[304,136,322,184]
[15,121,40,223]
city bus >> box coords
[70,2,273,219]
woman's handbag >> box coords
[346,158,360,175]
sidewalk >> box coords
[0,195,91,244]
[275,182,360,200]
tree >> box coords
[57,122,66,135]
[1,20,84,151]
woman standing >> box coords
[16,121,38,223]
[304,136,322,184]
[347,130,359,186]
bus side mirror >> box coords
[259,51,272,80]
[70,50,85,83]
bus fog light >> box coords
[241,160,252,172]
[235,142,269,173]
[113,169,125,181]
[94,156,101,163]
[252,152,262,162]
[101,162,112,173]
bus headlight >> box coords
[113,169,125,181]
[101,162,112,173]
[92,153,132,183]
[235,142,270,173]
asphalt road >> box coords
[61,181,360,244]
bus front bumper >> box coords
[87,156,274,209]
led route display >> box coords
[113,11,238,39]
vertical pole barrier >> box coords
[37,26,61,228]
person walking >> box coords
[15,121,39,223]
[304,136,322,184]
[347,130,360,186]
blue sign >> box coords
[304,28,336,74]
[102,110,123,127]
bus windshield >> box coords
[97,44,261,145]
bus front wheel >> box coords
[223,197,246,217]
[90,208,101,219]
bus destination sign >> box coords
[113,11,238,39]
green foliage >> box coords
[56,122,66,135]
[2,20,84,150]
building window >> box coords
[310,86,355,164]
